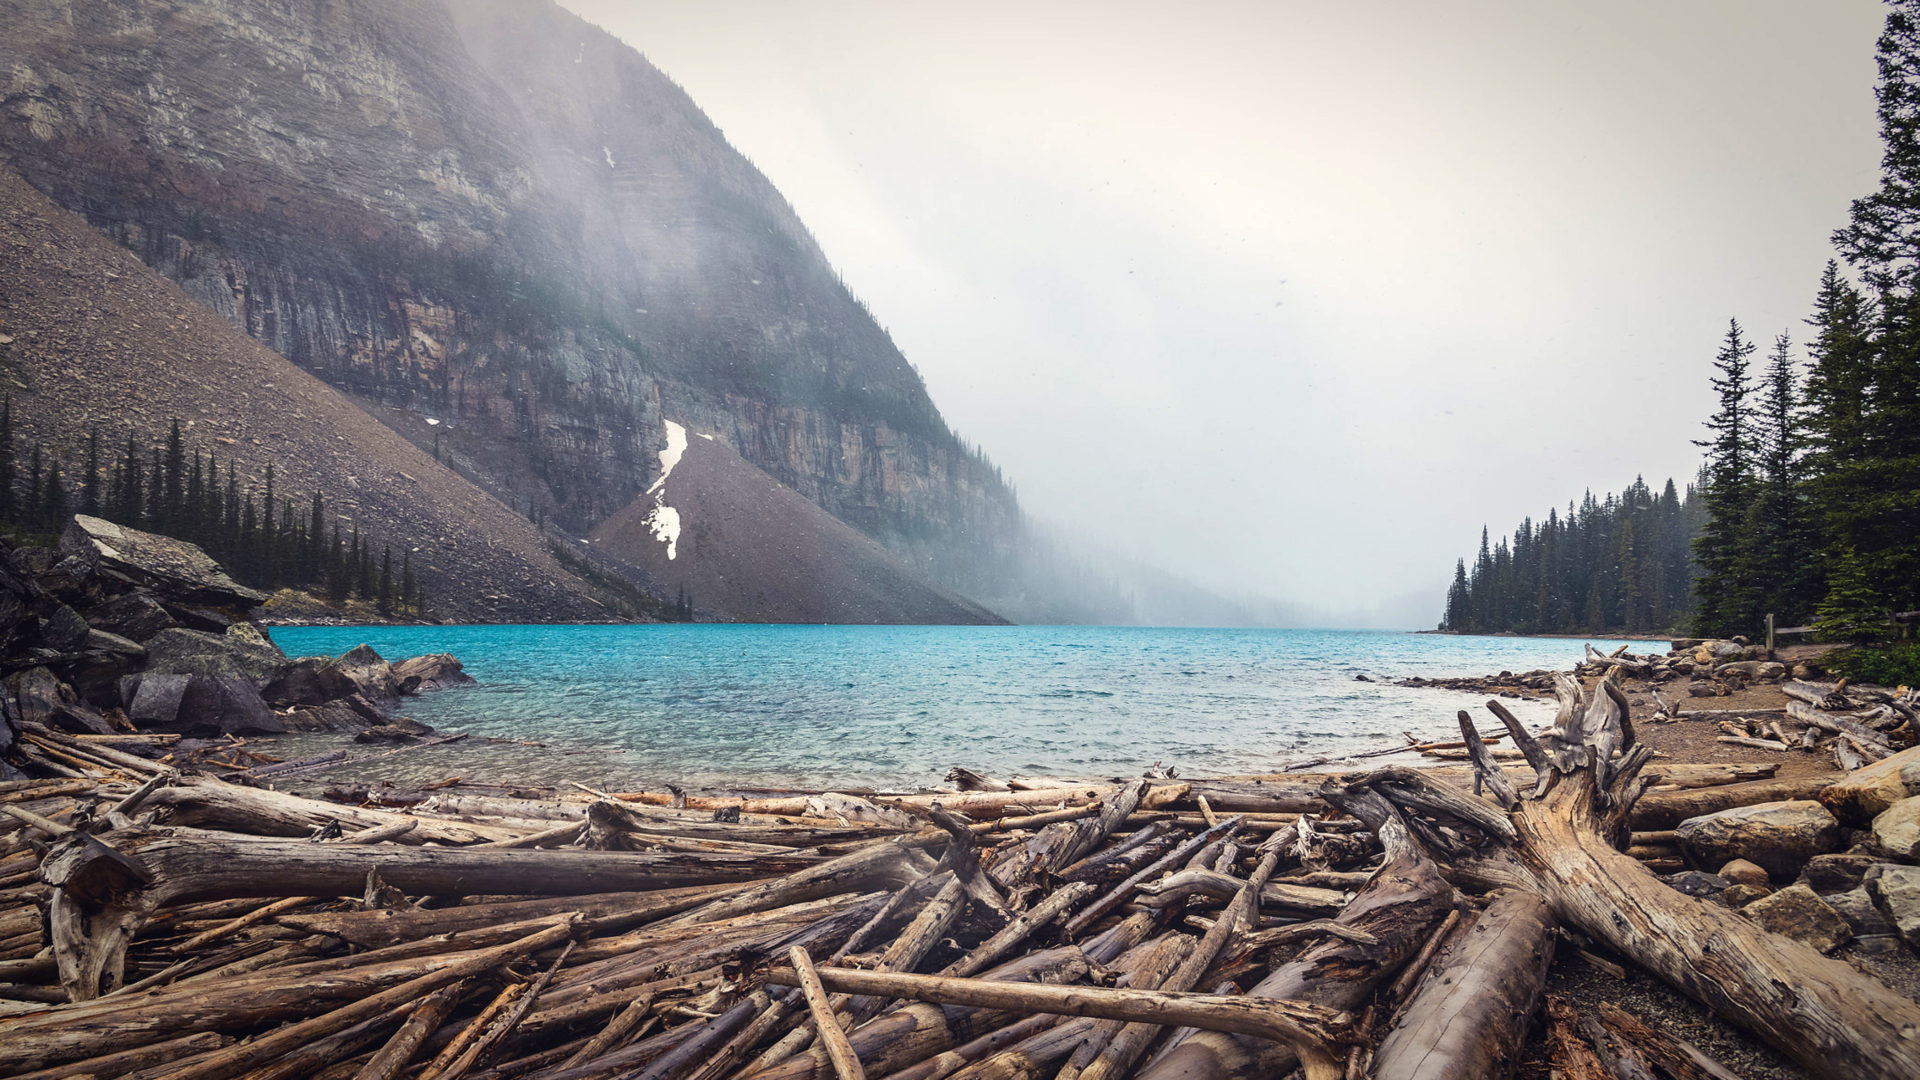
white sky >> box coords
[559,0,1888,627]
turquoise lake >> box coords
[267,625,1640,791]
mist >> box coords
[559,0,1887,628]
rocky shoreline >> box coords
[0,516,476,784]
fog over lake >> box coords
[561,0,1886,627]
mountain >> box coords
[0,0,1019,609]
[0,167,611,622]
[588,421,1005,624]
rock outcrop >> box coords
[0,168,610,622]
[0,522,473,749]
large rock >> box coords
[261,657,331,707]
[140,628,287,686]
[1820,744,1920,824]
[132,673,282,735]
[1742,883,1851,952]
[1716,660,1785,681]
[1867,863,1920,947]
[1801,852,1879,894]
[1871,796,1920,861]
[1828,887,1900,938]
[1676,800,1843,881]
[9,666,114,735]
[60,515,268,609]
[392,653,475,694]
[318,645,400,703]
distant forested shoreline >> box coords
[1440,3,1920,668]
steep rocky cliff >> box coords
[0,0,1019,588]
[0,168,610,623]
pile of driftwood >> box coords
[3,680,1920,1080]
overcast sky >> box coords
[559,0,1888,627]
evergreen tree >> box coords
[328,524,350,606]
[1441,559,1470,630]
[1691,319,1764,637]
[378,546,394,615]
[1752,331,1814,621]
[400,552,416,616]
[145,448,163,526]
[79,431,103,518]
[116,437,143,526]
[38,463,65,532]
[23,445,42,532]
[0,397,15,525]
[162,419,185,531]
[1813,547,1894,643]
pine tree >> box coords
[116,437,143,526]
[23,445,42,532]
[1752,331,1813,621]
[1691,319,1764,637]
[145,448,163,526]
[38,462,65,532]
[1442,559,1470,630]
[328,524,350,606]
[1813,547,1894,643]
[162,419,185,531]
[378,546,394,615]
[0,397,14,525]
[400,552,416,616]
[79,431,103,518]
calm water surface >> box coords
[266,625,1635,792]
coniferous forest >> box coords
[0,406,426,617]
[1442,5,1920,660]
[1438,479,1704,636]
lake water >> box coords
[265,625,1640,792]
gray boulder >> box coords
[10,666,114,736]
[318,645,400,703]
[1741,883,1851,953]
[1677,800,1843,881]
[141,628,288,685]
[1827,887,1899,938]
[60,514,267,609]
[87,591,179,641]
[1716,660,1786,681]
[132,673,282,735]
[1871,795,1920,861]
[261,657,332,707]
[1866,863,1920,947]
[38,603,91,652]
[393,653,475,694]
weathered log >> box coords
[748,928,1142,1080]
[1064,816,1242,937]
[353,982,468,1080]
[1591,1001,1746,1080]
[1369,890,1555,1080]
[1788,700,1891,748]
[1075,828,1294,1080]
[1131,791,1452,1080]
[280,883,748,948]
[989,779,1150,890]
[766,965,1353,1078]
[792,947,868,1080]
[141,779,522,845]
[1414,677,1920,1080]
[1134,868,1348,914]
[1629,776,1832,830]
[9,920,576,1078]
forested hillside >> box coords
[1439,478,1703,636]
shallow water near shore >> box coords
[265,625,1639,792]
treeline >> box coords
[1440,478,1704,635]
[0,405,426,616]
[1688,2,1920,644]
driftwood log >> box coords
[1353,679,1920,1080]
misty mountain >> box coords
[0,0,1018,611]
